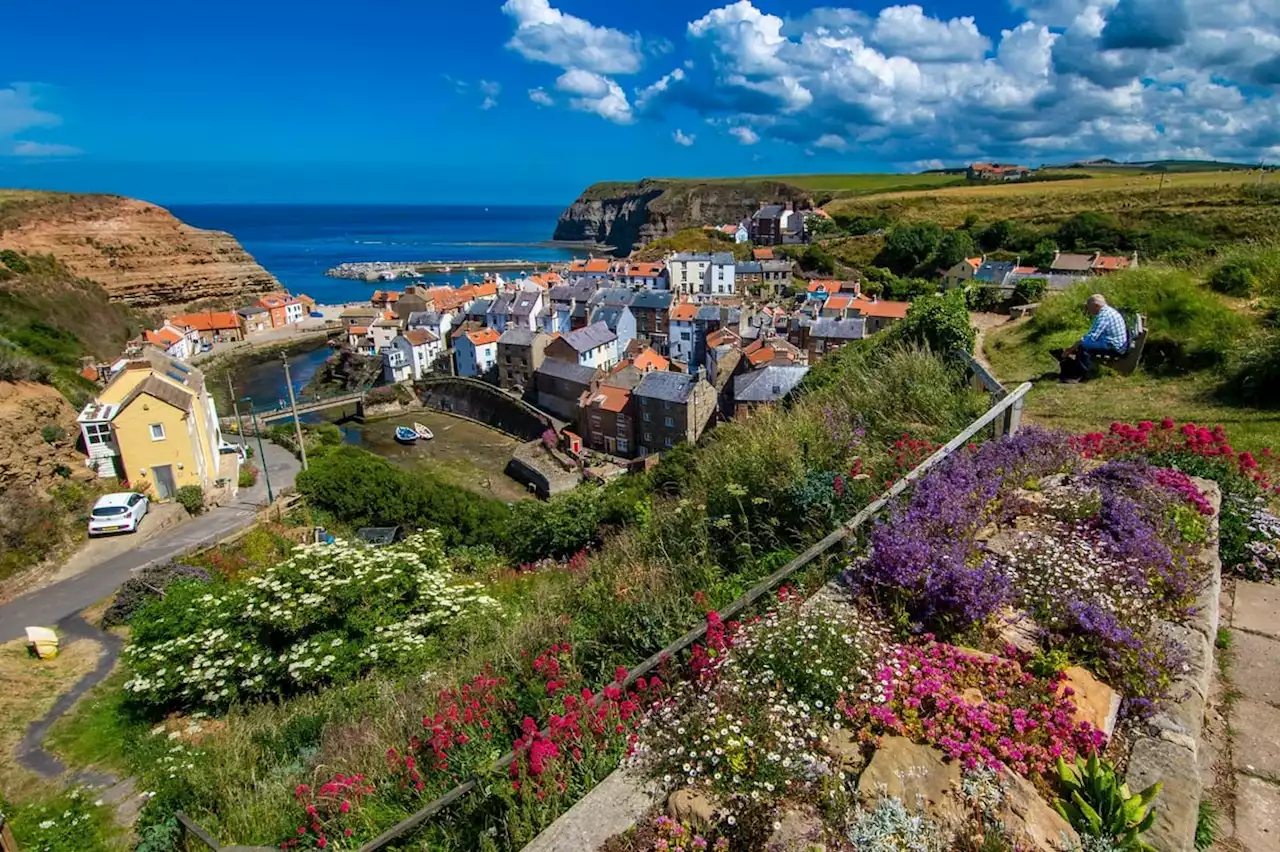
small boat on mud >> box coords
[394,426,419,444]
[414,422,434,440]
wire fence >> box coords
[178,373,1031,852]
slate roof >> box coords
[466,299,493,319]
[760,260,793,273]
[499,326,539,346]
[119,375,194,414]
[561,321,617,352]
[1052,253,1096,273]
[512,294,541,317]
[735,261,763,274]
[407,311,442,328]
[975,261,1016,284]
[635,371,698,404]
[629,290,673,310]
[734,365,810,403]
[489,293,517,314]
[810,317,867,340]
[695,305,741,323]
[537,359,600,385]
[753,204,785,220]
[591,305,633,332]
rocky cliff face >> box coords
[0,381,92,492]
[0,192,280,309]
[552,179,815,254]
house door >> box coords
[152,465,177,500]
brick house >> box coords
[579,384,635,457]
[634,370,718,455]
[497,327,550,393]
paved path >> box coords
[1224,581,1280,852]
[0,441,300,643]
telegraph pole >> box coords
[242,397,274,503]
[281,353,309,471]
[227,374,248,449]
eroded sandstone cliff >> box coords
[0,192,280,309]
[0,381,91,492]
[552,179,815,254]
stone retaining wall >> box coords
[1125,478,1222,852]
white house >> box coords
[144,321,198,361]
[734,222,749,243]
[510,290,544,331]
[383,330,443,383]
[667,252,736,296]
[453,327,500,377]
[406,311,454,348]
[668,302,697,365]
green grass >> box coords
[983,265,1280,453]
[698,172,967,194]
[44,670,138,776]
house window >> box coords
[617,438,629,453]
[664,416,674,428]
[150,423,166,441]
[644,432,653,443]
[643,411,651,422]
[665,437,674,448]
[84,422,112,445]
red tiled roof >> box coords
[1093,255,1131,271]
[587,385,631,413]
[470,282,499,298]
[586,258,610,273]
[807,279,840,293]
[850,296,910,319]
[706,328,740,349]
[466,328,501,346]
[372,290,401,302]
[669,303,697,321]
[403,330,437,346]
[626,262,665,278]
[631,348,670,372]
[752,248,774,260]
[824,294,853,311]
[145,328,183,346]
[79,365,100,381]
[349,326,369,335]
[170,311,239,332]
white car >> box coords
[88,492,149,536]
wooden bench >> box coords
[1094,313,1147,376]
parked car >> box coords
[88,492,149,536]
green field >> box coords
[698,172,967,194]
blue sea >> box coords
[168,204,578,305]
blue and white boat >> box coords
[394,426,419,444]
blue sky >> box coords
[1,0,1277,204]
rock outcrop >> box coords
[552,179,816,254]
[0,381,90,491]
[0,192,280,309]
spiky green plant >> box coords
[1053,754,1162,852]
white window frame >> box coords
[150,423,166,441]
[664,416,675,428]
[85,422,112,445]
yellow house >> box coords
[942,256,983,290]
[77,350,227,499]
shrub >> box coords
[504,488,604,565]
[1013,277,1048,305]
[40,424,67,444]
[238,465,259,488]
[880,223,943,273]
[1208,247,1280,298]
[3,788,116,852]
[1209,259,1258,296]
[296,446,509,548]
[1221,331,1280,408]
[122,533,497,712]
[885,289,976,356]
[102,562,212,627]
[175,485,205,516]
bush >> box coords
[1221,332,1280,408]
[504,488,604,565]
[885,289,976,356]
[41,424,67,444]
[1208,247,1280,298]
[102,562,212,627]
[122,533,496,712]
[238,465,258,488]
[175,485,205,516]
[880,223,943,273]
[1013,277,1048,305]
[295,446,509,548]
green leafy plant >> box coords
[1194,800,1218,851]
[1054,754,1161,851]
[1168,503,1209,544]
[238,464,258,488]
[175,484,205,516]
[1027,648,1071,678]
[41,424,67,444]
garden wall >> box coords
[416,377,552,441]
[1125,477,1222,852]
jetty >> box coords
[326,260,558,281]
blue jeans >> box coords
[1061,343,1124,379]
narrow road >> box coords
[0,441,300,643]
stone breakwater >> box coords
[325,260,554,280]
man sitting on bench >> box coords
[1052,294,1128,383]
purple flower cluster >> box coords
[854,428,1080,633]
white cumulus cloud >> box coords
[870,5,992,62]
[501,0,642,76]
[555,69,634,124]
[673,128,696,146]
[528,87,555,107]
[729,126,760,145]
[12,140,82,157]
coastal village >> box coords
[60,194,1143,500]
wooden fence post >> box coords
[1,817,20,852]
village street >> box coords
[0,441,300,643]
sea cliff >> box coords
[0,191,281,309]
[553,179,814,254]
